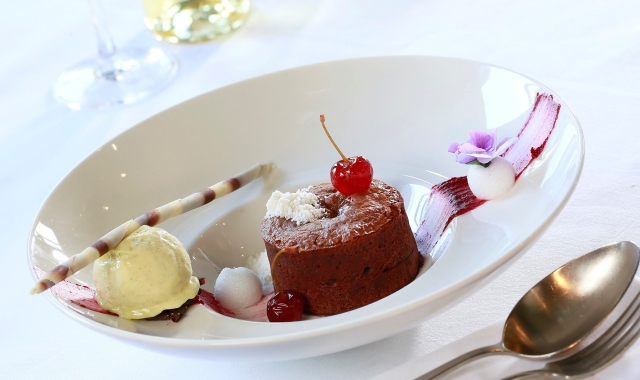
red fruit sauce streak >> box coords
[414,93,561,256]
[503,93,562,179]
[33,267,116,315]
[34,267,235,318]
[414,178,486,255]
[193,289,235,317]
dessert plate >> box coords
[28,56,583,361]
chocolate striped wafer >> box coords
[31,163,274,295]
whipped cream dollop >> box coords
[265,188,324,225]
[214,267,263,310]
[467,156,516,200]
[212,250,273,312]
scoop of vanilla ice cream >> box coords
[93,226,200,319]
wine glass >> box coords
[53,0,178,110]
[143,0,251,44]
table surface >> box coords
[3,0,640,378]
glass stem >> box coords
[88,0,117,60]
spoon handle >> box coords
[414,342,506,379]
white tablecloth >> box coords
[3,0,640,378]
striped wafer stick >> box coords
[31,163,274,295]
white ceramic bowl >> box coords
[28,56,583,361]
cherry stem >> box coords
[271,248,286,291]
[320,115,349,165]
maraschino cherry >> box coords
[320,115,373,196]
[267,290,305,322]
[267,248,306,322]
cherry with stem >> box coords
[320,115,374,196]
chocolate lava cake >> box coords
[261,179,420,316]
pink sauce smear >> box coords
[34,267,241,319]
[34,267,116,315]
[414,93,561,255]
[34,93,560,320]
[192,288,235,317]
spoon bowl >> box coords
[503,241,640,356]
[418,241,640,379]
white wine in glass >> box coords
[53,0,178,110]
[143,0,251,43]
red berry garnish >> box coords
[320,115,374,196]
[267,291,305,322]
[330,156,373,196]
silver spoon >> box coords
[416,241,640,380]
[503,288,640,379]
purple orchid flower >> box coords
[448,130,518,166]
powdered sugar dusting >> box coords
[246,250,274,294]
[265,188,324,225]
